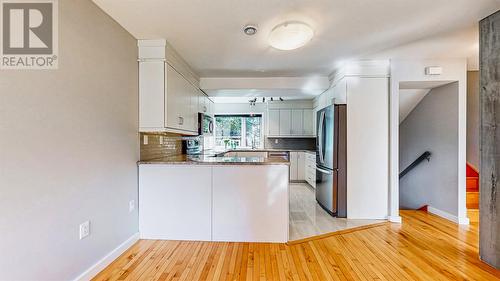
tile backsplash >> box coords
[264,138,316,150]
[140,133,315,160]
[140,132,184,160]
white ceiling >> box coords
[93,0,499,77]
[370,25,481,70]
[399,89,430,123]
[200,76,329,98]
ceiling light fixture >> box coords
[269,21,314,50]
[243,24,258,36]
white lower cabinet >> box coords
[289,152,306,181]
[289,152,298,180]
[212,166,289,242]
[139,165,212,240]
[305,152,316,188]
[139,164,289,242]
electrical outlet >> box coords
[275,139,279,144]
[143,135,148,145]
[159,136,163,145]
[79,221,90,240]
[129,200,135,213]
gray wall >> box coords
[399,82,459,216]
[479,10,500,269]
[0,1,139,280]
[467,71,480,169]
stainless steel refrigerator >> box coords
[316,104,347,217]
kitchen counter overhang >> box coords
[138,154,290,165]
[138,162,290,243]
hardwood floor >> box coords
[93,211,500,281]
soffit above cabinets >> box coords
[93,0,500,77]
[200,76,330,98]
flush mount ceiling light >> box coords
[269,21,314,50]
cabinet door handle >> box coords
[203,106,207,112]
[178,116,184,125]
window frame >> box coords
[214,113,264,149]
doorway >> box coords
[397,81,466,222]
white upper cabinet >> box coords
[188,81,199,132]
[303,109,314,136]
[291,110,303,135]
[268,109,280,136]
[279,109,292,136]
[138,40,200,135]
[208,98,214,116]
[198,92,209,114]
[165,63,198,132]
[139,61,165,130]
[332,79,347,104]
[166,63,189,131]
[267,106,315,138]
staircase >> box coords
[466,163,479,210]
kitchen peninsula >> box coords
[138,155,290,243]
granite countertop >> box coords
[138,154,290,165]
[204,148,316,156]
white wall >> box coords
[213,102,267,115]
[400,83,459,215]
[389,59,468,224]
[346,77,389,219]
[0,1,139,280]
[466,71,480,169]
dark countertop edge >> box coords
[210,149,316,155]
[137,161,290,166]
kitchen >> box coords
[3,1,496,280]
[137,40,389,243]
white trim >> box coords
[458,216,470,225]
[388,215,402,223]
[73,232,139,281]
[427,206,469,225]
[389,59,469,226]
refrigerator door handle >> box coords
[318,111,325,164]
[316,166,333,175]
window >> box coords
[215,114,263,149]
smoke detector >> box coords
[243,25,258,36]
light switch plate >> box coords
[275,139,279,144]
[159,136,163,145]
